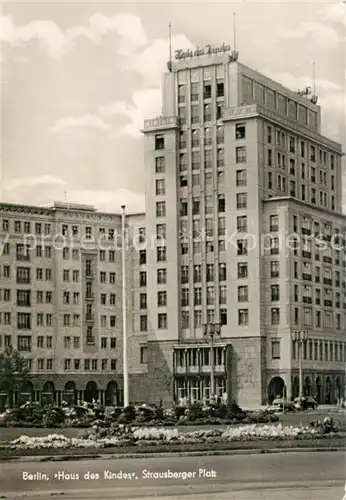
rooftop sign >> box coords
[175,43,231,60]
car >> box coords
[268,398,295,412]
[294,396,318,410]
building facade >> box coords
[0,201,148,406]
[1,51,345,408]
[142,51,346,406]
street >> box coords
[1,451,345,499]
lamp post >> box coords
[121,205,129,408]
[202,322,221,401]
[293,329,308,398]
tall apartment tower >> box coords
[142,48,346,406]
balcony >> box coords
[302,228,312,235]
[85,270,94,279]
[323,257,333,264]
[302,273,312,281]
[17,301,31,307]
[85,293,95,301]
[17,279,31,285]
[324,300,333,307]
[16,254,30,262]
[85,314,95,323]
[323,278,333,286]
[142,116,178,132]
[302,297,312,304]
[302,251,312,259]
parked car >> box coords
[268,398,295,412]
[294,396,318,410]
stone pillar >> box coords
[285,373,292,401]
[99,390,105,406]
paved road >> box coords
[1,451,345,499]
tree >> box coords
[0,346,31,405]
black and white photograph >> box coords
[0,0,345,499]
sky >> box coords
[1,0,345,213]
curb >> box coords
[1,446,344,463]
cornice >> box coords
[223,104,342,153]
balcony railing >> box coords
[302,273,312,281]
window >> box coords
[157,268,167,284]
[155,156,165,173]
[181,265,189,284]
[270,261,279,278]
[17,313,31,329]
[155,134,164,150]
[17,336,31,352]
[236,193,247,209]
[217,195,225,213]
[217,81,224,97]
[140,293,147,309]
[238,286,248,302]
[158,313,167,329]
[219,263,227,281]
[237,262,248,279]
[216,126,224,144]
[140,315,147,332]
[270,238,279,255]
[219,285,227,305]
[181,311,189,329]
[236,169,247,186]
[139,271,147,287]
[155,179,165,196]
[289,136,296,154]
[271,285,280,301]
[206,264,214,281]
[271,308,280,325]
[236,146,246,163]
[204,83,211,99]
[271,341,280,359]
[269,215,279,232]
[235,124,246,140]
[157,291,167,307]
[237,239,247,255]
[204,104,212,122]
[157,246,166,262]
[156,201,166,217]
[191,105,199,123]
[140,346,148,364]
[238,309,248,326]
[237,216,247,232]
[139,250,146,265]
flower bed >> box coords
[1,422,338,452]
[0,402,280,429]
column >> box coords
[284,373,292,401]
[99,390,105,406]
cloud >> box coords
[127,34,194,85]
[0,12,148,59]
[324,3,346,25]
[51,114,109,133]
[280,21,341,47]
[99,88,162,138]
[3,175,66,190]
[3,175,144,213]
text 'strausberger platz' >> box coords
[0,44,345,409]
